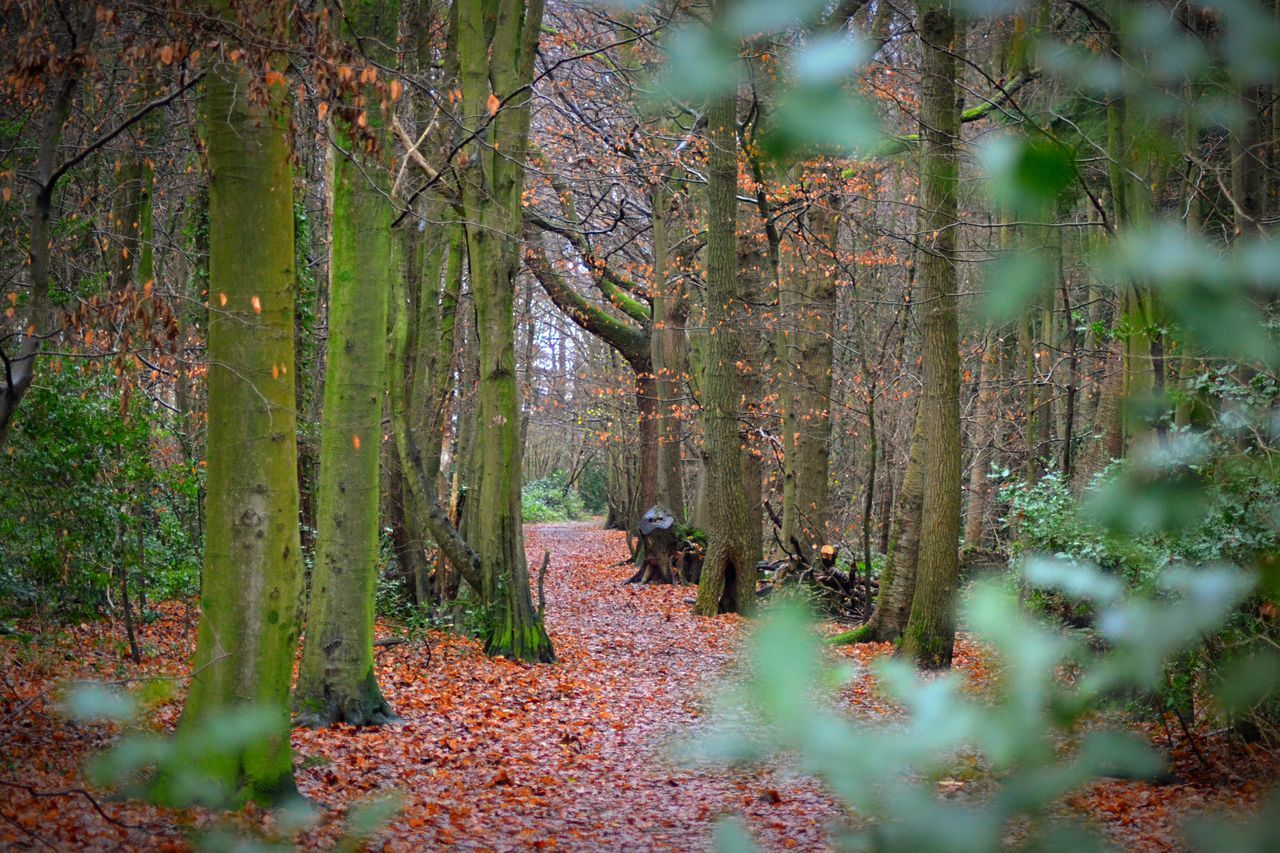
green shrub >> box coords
[0,365,201,621]
[685,565,1278,851]
[1002,468,1170,594]
[521,471,586,522]
[577,462,609,515]
[1004,431,1280,736]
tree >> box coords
[779,188,838,566]
[175,27,304,803]
[525,183,659,527]
[650,184,690,521]
[455,0,553,661]
[962,330,997,547]
[837,404,925,645]
[294,0,398,728]
[900,1,963,669]
[693,24,758,617]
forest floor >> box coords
[2,522,1277,850]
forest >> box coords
[2,0,1280,849]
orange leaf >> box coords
[487,93,501,115]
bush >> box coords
[1001,468,1168,588]
[577,462,609,515]
[0,365,201,621]
[521,471,586,523]
[684,566,1278,851]
[1004,429,1280,737]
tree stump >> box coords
[626,505,680,584]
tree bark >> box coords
[901,1,964,669]
[457,0,553,661]
[177,38,304,804]
[693,48,757,617]
[651,185,688,519]
[963,332,996,548]
[295,0,399,727]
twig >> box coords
[0,779,146,830]
[0,808,57,850]
[0,652,229,744]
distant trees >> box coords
[779,189,838,567]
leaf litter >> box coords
[1,522,1275,850]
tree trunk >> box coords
[693,57,757,617]
[457,0,553,661]
[963,332,996,548]
[651,185,688,520]
[390,219,434,604]
[177,42,304,804]
[737,241,767,565]
[901,1,964,669]
[296,0,398,727]
[779,194,837,564]
[844,405,925,643]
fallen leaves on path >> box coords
[1,523,1275,850]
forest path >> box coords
[2,524,1220,850]
[292,521,843,850]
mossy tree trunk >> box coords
[386,0,465,604]
[456,0,553,661]
[294,0,398,728]
[693,55,757,617]
[900,1,964,669]
[398,214,464,602]
[177,42,304,804]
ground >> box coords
[1,522,1275,850]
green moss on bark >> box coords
[176,45,303,805]
[294,0,397,726]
